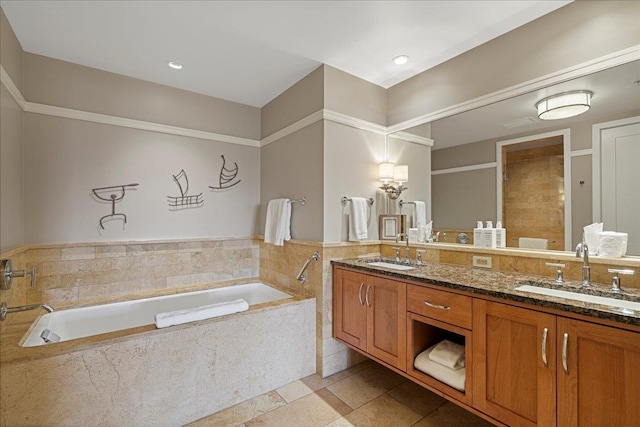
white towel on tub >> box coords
[155,299,249,328]
[264,199,291,246]
[348,197,368,241]
[519,237,548,250]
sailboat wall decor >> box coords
[167,169,204,209]
[209,155,241,190]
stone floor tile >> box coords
[387,381,448,417]
[325,394,423,427]
[245,388,351,427]
[301,360,375,391]
[326,363,406,409]
[186,391,285,427]
[412,401,495,427]
[276,379,315,403]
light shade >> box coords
[378,162,395,182]
[393,165,409,183]
[536,90,592,120]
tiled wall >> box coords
[0,238,259,308]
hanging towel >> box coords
[155,299,249,328]
[518,237,548,250]
[413,200,427,229]
[348,197,368,242]
[428,340,466,369]
[265,199,291,246]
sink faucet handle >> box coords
[545,262,566,284]
[607,268,634,293]
[392,247,401,262]
[416,250,425,266]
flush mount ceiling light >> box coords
[536,90,592,120]
[166,60,183,70]
[392,55,410,65]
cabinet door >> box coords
[333,268,368,351]
[473,300,556,427]
[366,275,407,370]
[557,318,640,427]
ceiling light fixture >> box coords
[166,60,183,70]
[392,55,410,65]
[535,90,592,120]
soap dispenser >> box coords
[484,221,497,249]
[474,221,483,247]
[496,221,506,248]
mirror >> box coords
[391,60,640,255]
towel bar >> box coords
[398,200,416,208]
[341,196,374,206]
[288,197,306,205]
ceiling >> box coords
[429,60,640,150]
[2,1,570,107]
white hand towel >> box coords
[155,299,249,328]
[265,199,291,246]
[583,223,603,255]
[428,339,466,369]
[348,197,368,241]
[414,201,426,229]
[414,344,466,391]
[598,231,628,258]
[518,237,548,250]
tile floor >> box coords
[187,360,495,427]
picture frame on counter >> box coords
[379,214,407,240]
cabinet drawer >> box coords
[407,284,472,329]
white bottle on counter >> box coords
[474,221,483,247]
[484,221,497,249]
[496,221,506,248]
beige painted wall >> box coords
[260,121,324,241]
[23,113,260,244]
[324,65,387,126]
[387,1,640,125]
[260,65,324,138]
[23,53,261,140]
[0,9,24,252]
[0,7,23,90]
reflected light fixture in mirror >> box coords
[379,163,409,199]
[536,90,592,120]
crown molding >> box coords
[260,110,324,147]
[0,65,26,110]
[431,162,496,176]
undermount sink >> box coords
[514,284,640,313]
[366,261,415,271]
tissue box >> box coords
[598,232,628,258]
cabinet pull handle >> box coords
[423,300,450,310]
[541,327,549,368]
[365,285,372,307]
[562,332,569,375]
[358,282,365,306]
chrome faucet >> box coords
[575,241,590,287]
[0,302,54,321]
[395,233,411,264]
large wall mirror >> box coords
[392,60,640,255]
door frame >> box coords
[592,116,640,222]
[496,128,572,251]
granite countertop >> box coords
[332,258,640,327]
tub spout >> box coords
[0,301,55,321]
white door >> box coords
[600,122,640,256]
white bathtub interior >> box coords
[21,282,291,347]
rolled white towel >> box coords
[428,339,466,369]
[155,299,249,328]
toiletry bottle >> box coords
[496,221,506,248]
[474,221,483,247]
[484,221,497,249]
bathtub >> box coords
[2,281,315,426]
[21,282,292,347]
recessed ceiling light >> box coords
[392,55,410,65]
[166,60,183,70]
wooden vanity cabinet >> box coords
[556,318,640,427]
[333,268,406,370]
[473,300,557,427]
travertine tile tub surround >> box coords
[0,295,316,427]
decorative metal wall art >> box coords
[209,155,241,190]
[92,183,139,229]
[167,169,204,209]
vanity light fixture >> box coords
[166,60,183,70]
[379,163,409,199]
[393,55,410,65]
[536,90,592,120]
